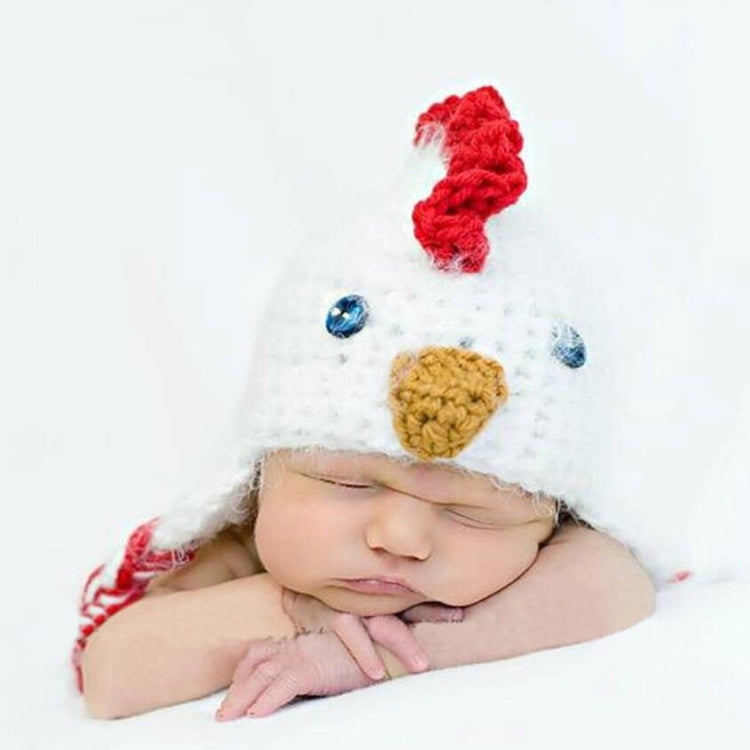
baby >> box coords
[80,446,654,719]
[75,85,656,720]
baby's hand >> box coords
[215,594,466,721]
[215,631,379,720]
[281,588,463,680]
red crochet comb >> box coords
[412,85,527,274]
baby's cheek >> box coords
[446,540,537,605]
[253,507,295,580]
[253,504,327,589]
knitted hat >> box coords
[72,85,608,691]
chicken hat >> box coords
[73,85,613,691]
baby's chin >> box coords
[318,586,425,617]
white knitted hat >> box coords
[73,86,609,690]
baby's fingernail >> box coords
[413,654,429,670]
[372,667,387,680]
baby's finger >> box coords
[230,638,278,686]
[244,671,303,718]
[364,615,430,672]
[399,603,465,623]
[330,613,387,681]
[218,659,285,721]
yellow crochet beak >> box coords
[388,346,509,460]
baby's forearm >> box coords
[377,526,656,678]
[82,573,295,719]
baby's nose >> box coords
[365,493,434,561]
[388,345,508,460]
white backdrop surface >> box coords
[2,1,749,747]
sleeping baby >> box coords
[74,85,656,720]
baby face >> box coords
[253,448,556,616]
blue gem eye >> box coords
[326,294,370,339]
[551,324,586,368]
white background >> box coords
[2,1,749,746]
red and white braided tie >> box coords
[71,517,198,693]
